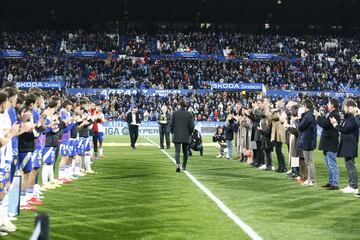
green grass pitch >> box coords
[6,135,360,240]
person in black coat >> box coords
[297,99,317,186]
[126,106,141,149]
[169,100,195,172]
[224,113,237,160]
[257,118,273,170]
[314,98,341,190]
[330,99,359,194]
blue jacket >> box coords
[297,109,317,151]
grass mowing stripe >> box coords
[144,136,263,240]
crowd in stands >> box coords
[0,31,360,91]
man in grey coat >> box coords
[170,100,195,172]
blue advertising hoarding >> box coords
[1,50,25,58]
[16,81,65,89]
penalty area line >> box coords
[144,136,262,240]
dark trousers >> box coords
[159,125,170,149]
[264,150,272,168]
[275,142,286,170]
[129,126,139,148]
[253,141,263,166]
[345,157,358,189]
[174,143,189,166]
[93,132,99,155]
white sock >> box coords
[0,198,7,224]
[80,156,85,170]
[0,200,3,225]
[99,148,103,157]
[66,164,73,177]
[2,195,9,221]
[42,165,50,185]
[49,165,55,183]
[85,156,91,171]
[58,166,65,180]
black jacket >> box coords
[213,132,226,144]
[258,123,273,151]
[317,109,340,152]
[126,112,141,127]
[224,120,237,141]
[170,108,195,144]
[336,113,359,158]
[78,119,93,138]
[297,109,317,151]
[18,132,36,153]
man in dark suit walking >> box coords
[170,100,195,172]
[314,98,341,190]
[331,99,359,194]
[126,106,141,149]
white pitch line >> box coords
[144,137,263,240]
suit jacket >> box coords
[317,109,340,152]
[170,108,195,144]
[336,113,359,158]
[297,109,317,151]
[126,112,141,127]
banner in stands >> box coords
[66,88,211,96]
[174,51,200,58]
[16,81,65,89]
[104,121,225,136]
[266,90,360,98]
[69,51,108,59]
[249,53,278,60]
[1,50,25,58]
[211,83,264,91]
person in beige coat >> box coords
[236,109,252,162]
[270,109,287,172]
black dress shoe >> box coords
[176,167,180,172]
[321,183,331,188]
[182,165,187,171]
[327,186,340,190]
[276,169,287,173]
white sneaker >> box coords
[0,231,8,237]
[4,220,17,230]
[216,154,223,158]
[76,172,86,177]
[286,169,292,174]
[302,179,310,186]
[34,194,44,199]
[0,221,17,232]
[85,170,96,174]
[54,179,64,185]
[34,184,47,192]
[271,166,275,171]
[7,216,17,221]
[342,187,358,194]
[303,180,315,187]
[341,186,351,192]
[258,164,266,170]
